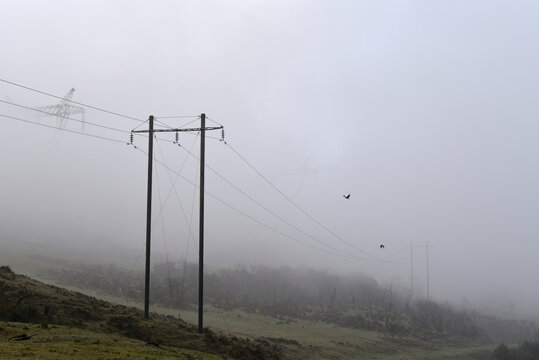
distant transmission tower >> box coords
[36,88,86,129]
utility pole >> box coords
[198,113,206,334]
[411,241,430,302]
[144,115,154,319]
[410,241,414,303]
[132,113,222,331]
[426,241,430,302]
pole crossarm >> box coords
[132,126,222,134]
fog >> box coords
[1,1,538,319]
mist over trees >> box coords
[40,259,537,343]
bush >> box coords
[494,341,539,360]
[494,344,510,360]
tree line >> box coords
[41,260,536,342]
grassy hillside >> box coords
[0,321,222,360]
[0,262,503,359]
[0,266,281,359]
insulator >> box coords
[130,132,134,144]
[175,131,179,143]
[220,128,225,142]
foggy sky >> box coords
[1,1,539,317]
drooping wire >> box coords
[155,115,199,119]
[0,113,125,144]
[154,143,231,334]
[174,144,356,257]
[148,134,199,236]
[177,140,199,311]
[153,133,202,310]
[224,141,391,263]
[0,77,145,123]
[130,146,375,261]
[131,118,149,132]
[125,242,146,287]
[206,116,224,127]
[153,136,176,306]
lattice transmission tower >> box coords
[36,88,86,129]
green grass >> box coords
[0,321,221,360]
[176,307,495,360]
[0,268,281,360]
[10,280,493,360]
[0,255,497,360]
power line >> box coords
[0,99,130,134]
[153,137,175,305]
[155,115,199,119]
[130,145,374,262]
[149,135,199,234]
[0,113,125,144]
[153,137,232,333]
[173,142,355,257]
[0,77,145,123]
[224,141,393,263]
[206,116,223,127]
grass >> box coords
[0,267,281,360]
[0,257,497,360]
[177,307,495,360]
[10,279,494,360]
[0,321,222,359]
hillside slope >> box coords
[0,266,281,360]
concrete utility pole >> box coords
[133,114,222,332]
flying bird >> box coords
[343,194,351,199]
[380,244,385,249]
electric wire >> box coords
[151,138,231,333]
[0,99,130,134]
[224,141,394,263]
[153,136,175,305]
[130,146,372,261]
[0,77,145,123]
[4,107,399,263]
[153,134,200,312]
[0,113,125,144]
[132,118,149,132]
[206,116,223,127]
[178,146,199,313]
[149,134,200,234]
[155,115,199,119]
[174,143,356,257]
[126,242,146,287]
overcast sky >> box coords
[1,0,538,317]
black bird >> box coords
[380,244,385,249]
[343,194,351,199]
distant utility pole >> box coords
[133,113,222,333]
[426,241,430,302]
[410,241,430,302]
[410,242,414,302]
